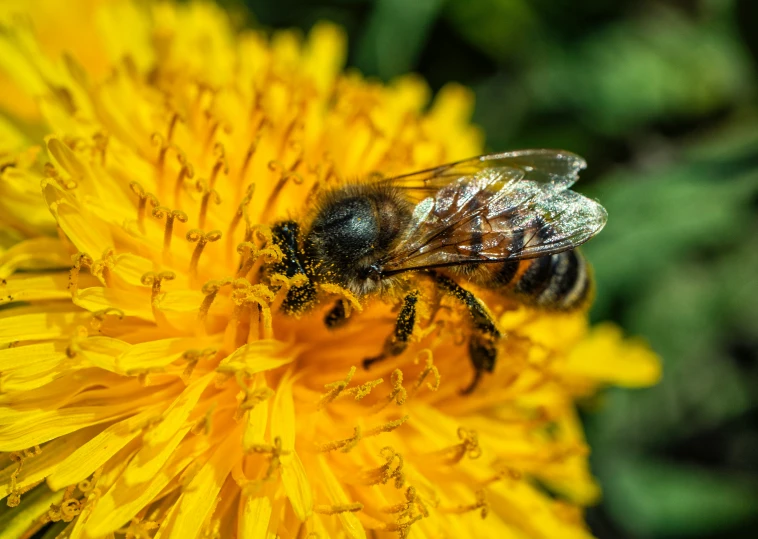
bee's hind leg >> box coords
[363,291,419,369]
[324,299,348,328]
[432,273,502,394]
[461,334,498,395]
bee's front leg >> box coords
[363,291,419,369]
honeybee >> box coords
[267,150,607,393]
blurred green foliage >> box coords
[240,0,758,536]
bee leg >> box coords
[324,299,348,329]
[363,291,419,369]
[461,335,498,395]
[432,274,501,394]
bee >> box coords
[267,150,607,393]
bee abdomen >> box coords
[515,250,590,310]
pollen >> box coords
[0,2,661,538]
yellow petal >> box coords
[155,423,243,539]
[316,453,366,539]
[46,406,162,490]
[562,322,661,387]
[122,372,213,485]
[271,373,313,521]
[85,430,214,536]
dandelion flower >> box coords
[0,2,660,538]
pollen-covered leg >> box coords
[461,335,498,395]
[433,274,501,394]
[269,220,318,315]
[324,299,348,328]
[363,291,419,369]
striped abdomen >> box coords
[461,249,592,310]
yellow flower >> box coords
[0,1,660,538]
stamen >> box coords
[262,159,304,223]
[343,377,384,401]
[314,503,364,515]
[373,369,406,412]
[152,206,189,262]
[235,240,282,280]
[425,427,481,465]
[173,158,194,209]
[316,415,409,453]
[140,271,176,307]
[198,278,232,322]
[129,181,159,233]
[186,229,223,280]
[227,183,255,264]
[318,283,363,316]
[408,350,440,398]
[6,446,41,507]
[441,489,489,519]
[152,112,183,175]
[91,248,115,287]
[208,143,229,190]
[45,161,77,189]
[68,252,93,297]
[92,132,108,166]
[90,308,124,332]
[317,366,355,410]
[192,402,216,436]
[356,446,406,489]
[194,180,221,230]
[379,486,428,538]
[269,273,310,312]
[181,347,217,383]
[248,436,290,480]
[65,325,89,359]
[230,281,275,342]
[77,468,103,495]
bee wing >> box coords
[384,149,587,202]
[379,151,606,275]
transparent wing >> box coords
[382,149,588,202]
[378,152,606,275]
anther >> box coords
[357,447,405,489]
[262,159,304,223]
[227,183,255,264]
[129,181,159,233]
[195,179,221,230]
[409,350,440,398]
[198,278,232,322]
[92,132,108,166]
[317,366,356,410]
[152,112,183,174]
[68,252,93,296]
[174,157,194,208]
[181,347,217,383]
[141,271,176,306]
[314,503,363,515]
[269,273,309,312]
[248,436,290,480]
[65,325,89,359]
[91,248,116,287]
[45,161,77,189]
[152,206,188,262]
[426,427,481,465]
[316,416,409,453]
[374,369,406,412]
[187,229,222,279]
[441,489,489,519]
[208,143,229,190]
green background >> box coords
[236,0,758,537]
